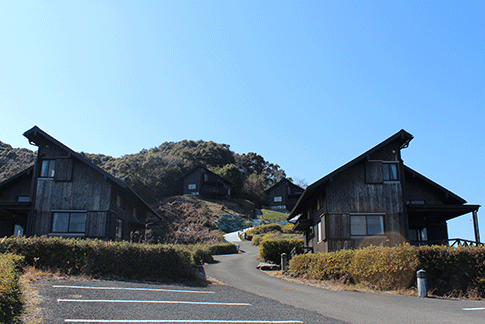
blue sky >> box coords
[1,1,483,240]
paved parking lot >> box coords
[39,278,345,324]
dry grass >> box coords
[18,267,75,324]
[262,270,418,296]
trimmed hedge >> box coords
[258,238,304,264]
[0,237,196,282]
[0,253,24,324]
[288,244,485,296]
[183,243,238,265]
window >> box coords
[14,225,23,237]
[317,219,324,242]
[188,184,197,190]
[383,163,398,181]
[52,212,86,233]
[350,215,384,236]
[40,160,56,178]
[17,196,30,202]
[116,218,123,240]
[274,196,282,202]
[116,195,123,209]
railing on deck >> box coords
[410,238,484,247]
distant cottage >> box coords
[0,126,159,240]
[289,130,481,253]
[180,166,232,199]
[265,178,303,212]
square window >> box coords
[188,184,196,190]
[351,216,367,236]
[52,213,70,232]
[367,216,384,235]
[274,196,282,202]
[69,213,87,233]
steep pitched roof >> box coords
[23,126,160,220]
[265,178,304,193]
[180,166,233,186]
[288,129,414,219]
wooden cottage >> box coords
[265,178,304,212]
[0,126,159,240]
[289,130,480,253]
[180,166,232,199]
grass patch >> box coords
[260,209,288,223]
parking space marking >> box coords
[53,285,215,294]
[65,320,303,323]
[58,299,251,306]
[463,307,485,311]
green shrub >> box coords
[416,245,485,297]
[208,243,238,255]
[245,224,283,240]
[351,245,418,290]
[0,253,24,324]
[0,237,196,282]
[258,238,304,264]
[182,245,214,265]
[288,244,485,295]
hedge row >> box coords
[183,243,239,264]
[258,238,304,264]
[245,223,295,241]
[0,253,24,324]
[0,237,196,282]
[288,244,485,297]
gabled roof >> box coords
[288,129,414,219]
[23,126,160,220]
[265,178,304,194]
[180,166,233,186]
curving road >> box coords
[204,239,485,324]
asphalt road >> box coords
[38,278,345,323]
[204,240,485,324]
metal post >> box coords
[417,269,427,297]
[281,253,288,271]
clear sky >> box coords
[1,1,483,240]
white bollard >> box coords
[417,269,427,297]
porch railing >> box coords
[410,238,484,247]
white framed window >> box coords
[52,212,87,233]
[40,160,56,178]
[188,184,197,190]
[274,196,282,202]
[350,215,384,236]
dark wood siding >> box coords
[54,158,73,182]
[33,158,111,236]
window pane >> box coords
[421,227,428,241]
[274,196,282,202]
[388,163,398,180]
[382,164,389,180]
[69,213,86,233]
[367,216,384,235]
[351,216,366,236]
[52,213,70,232]
[41,160,50,177]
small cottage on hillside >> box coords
[265,178,304,212]
[180,166,232,199]
[288,130,480,253]
[0,126,159,240]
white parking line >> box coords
[463,307,485,311]
[58,299,251,306]
[53,285,215,294]
[65,320,303,323]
